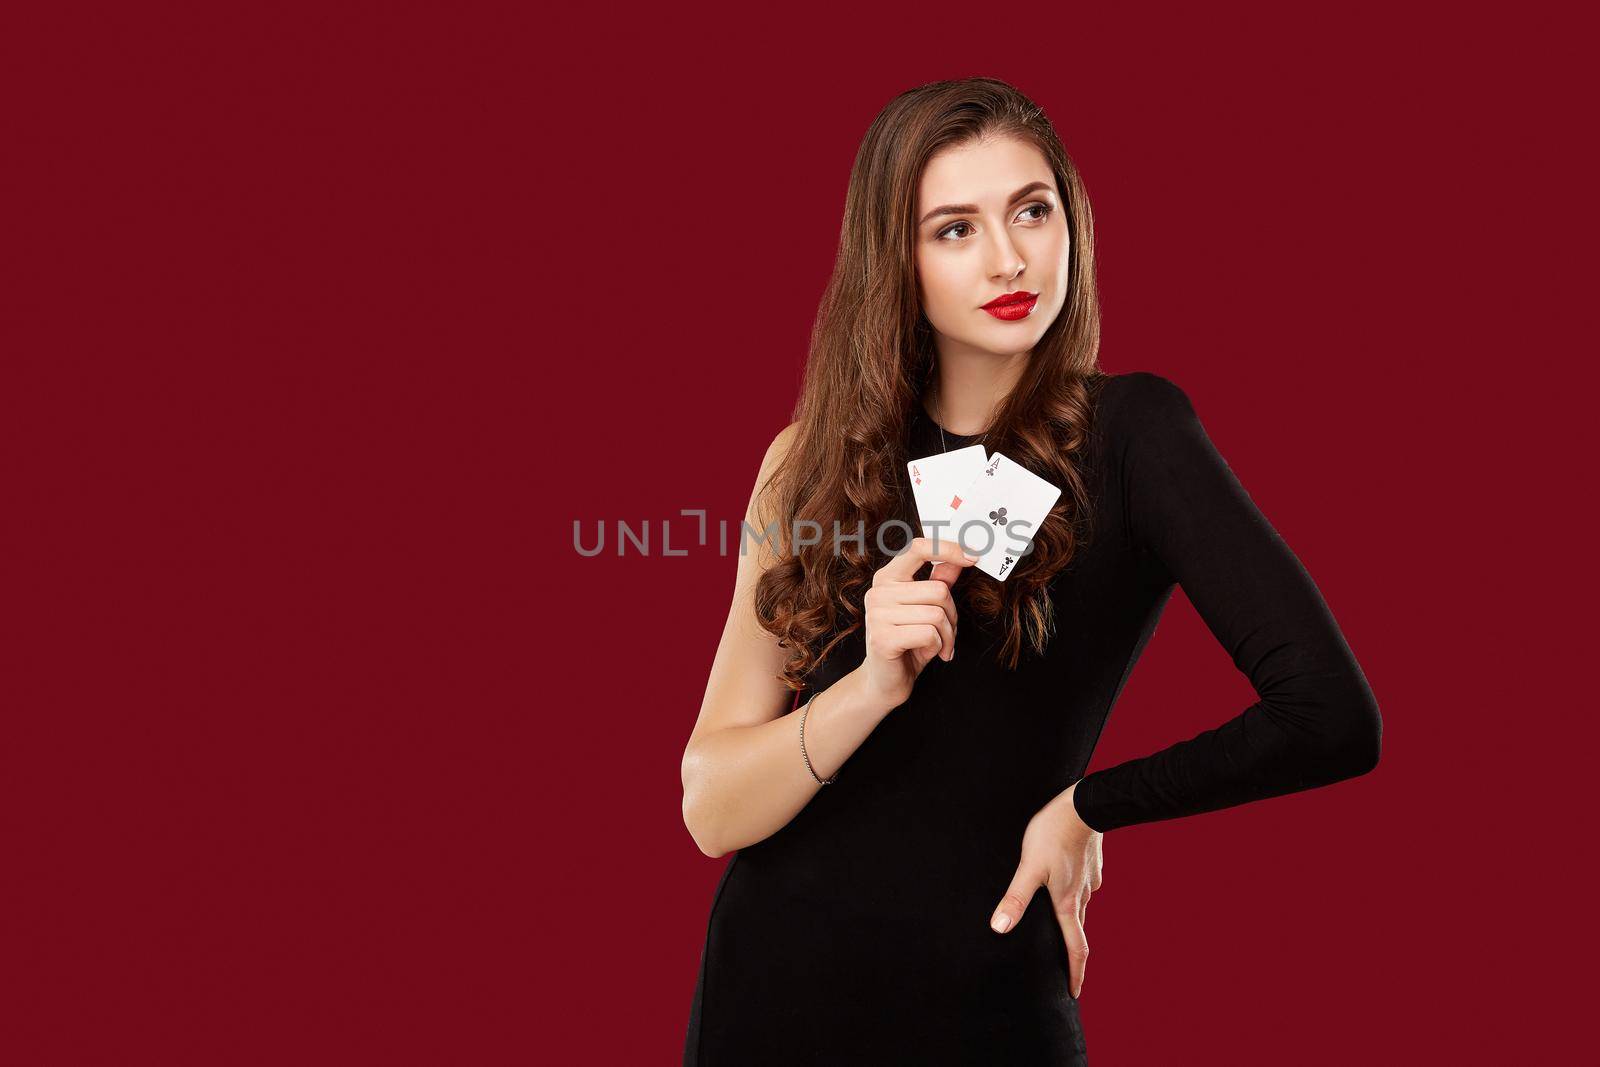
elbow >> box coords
[1330,686,1382,780]
[682,791,727,859]
[680,747,727,859]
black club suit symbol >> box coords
[989,507,1008,526]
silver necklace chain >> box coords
[934,386,988,454]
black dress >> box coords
[683,371,1382,1065]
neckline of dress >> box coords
[914,406,986,448]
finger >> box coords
[885,623,941,656]
[990,863,1043,935]
[883,585,958,652]
[1060,904,1090,999]
[910,627,946,669]
[878,537,978,585]
[934,611,956,661]
[880,580,959,629]
[889,607,947,659]
[880,605,956,660]
[929,552,980,588]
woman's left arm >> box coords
[988,373,1383,994]
[1070,372,1383,832]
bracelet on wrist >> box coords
[799,693,837,785]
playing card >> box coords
[947,452,1062,581]
[907,445,987,544]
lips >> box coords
[981,290,1038,309]
[981,290,1039,321]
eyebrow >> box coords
[918,180,1056,228]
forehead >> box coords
[917,136,1058,210]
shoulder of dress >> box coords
[1094,371,1195,442]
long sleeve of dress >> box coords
[1070,373,1382,833]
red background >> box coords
[5,4,1591,1063]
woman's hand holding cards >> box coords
[858,537,978,710]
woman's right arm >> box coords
[679,424,975,858]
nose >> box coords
[985,227,1025,283]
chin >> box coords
[978,326,1045,354]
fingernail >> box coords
[991,913,1011,933]
[963,554,979,563]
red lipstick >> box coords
[981,290,1038,321]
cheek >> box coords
[917,254,963,317]
[1028,227,1069,273]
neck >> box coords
[923,341,1030,436]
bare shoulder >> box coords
[749,421,801,523]
[742,419,806,550]
[761,420,801,471]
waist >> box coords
[709,853,1075,1017]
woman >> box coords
[679,77,1381,1065]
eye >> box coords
[934,202,1055,242]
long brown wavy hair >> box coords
[754,77,1107,689]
